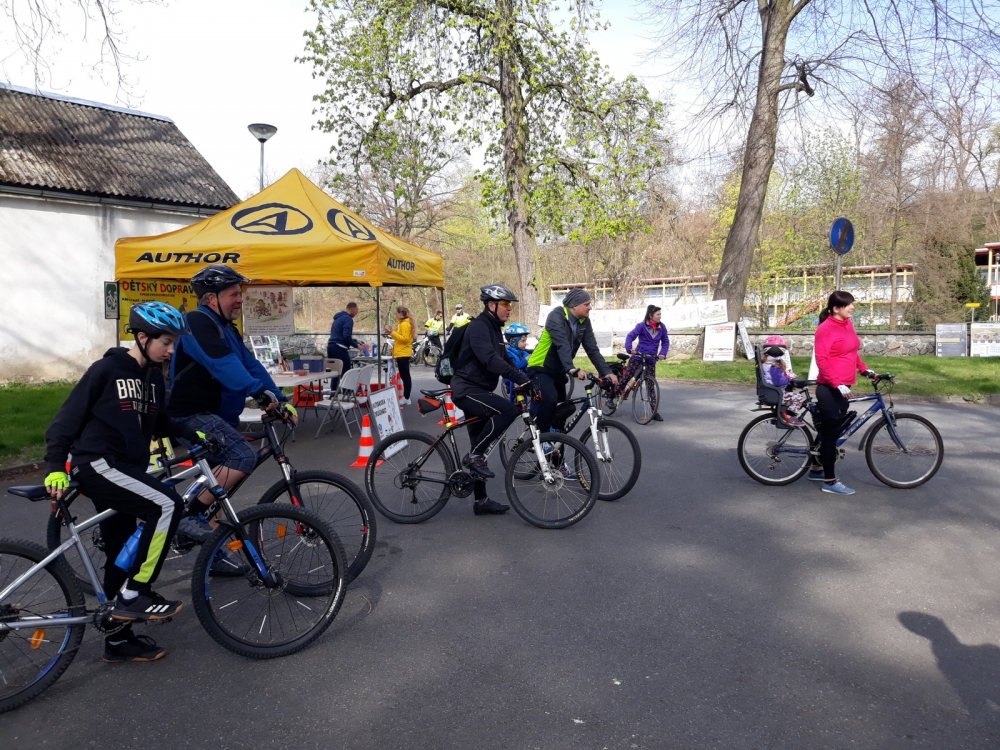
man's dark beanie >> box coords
[562,288,592,308]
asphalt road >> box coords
[2,371,1000,749]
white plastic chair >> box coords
[314,365,371,438]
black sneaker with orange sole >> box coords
[103,629,165,663]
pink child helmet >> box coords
[764,335,787,347]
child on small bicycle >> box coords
[761,336,806,426]
[43,302,203,663]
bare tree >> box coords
[640,0,1000,322]
[1,1,160,102]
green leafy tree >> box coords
[951,253,992,322]
[302,0,664,325]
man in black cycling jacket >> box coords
[451,284,530,515]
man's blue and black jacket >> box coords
[168,305,286,427]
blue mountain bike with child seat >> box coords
[738,372,943,489]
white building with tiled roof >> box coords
[0,84,239,381]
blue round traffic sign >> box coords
[830,218,854,255]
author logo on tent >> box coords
[232,203,313,235]
[387,258,415,272]
[327,209,376,241]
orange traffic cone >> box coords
[395,371,405,405]
[438,392,465,426]
[349,415,382,468]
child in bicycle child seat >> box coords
[762,340,806,426]
[502,322,531,402]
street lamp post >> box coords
[247,123,278,192]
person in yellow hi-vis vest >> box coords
[386,305,416,404]
[449,303,471,333]
[424,310,444,349]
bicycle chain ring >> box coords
[449,471,475,498]
[93,601,128,636]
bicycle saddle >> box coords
[420,388,451,398]
[790,379,817,388]
[616,353,630,361]
[8,482,78,500]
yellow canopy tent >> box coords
[114,168,447,380]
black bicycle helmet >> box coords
[479,284,518,303]
[128,302,190,337]
[191,265,249,297]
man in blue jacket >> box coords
[327,302,359,378]
[168,265,296,541]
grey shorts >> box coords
[178,414,257,473]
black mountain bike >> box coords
[364,385,600,529]
[600,353,660,425]
[498,374,641,501]
[48,410,376,589]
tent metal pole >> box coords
[440,287,447,346]
[376,287,383,386]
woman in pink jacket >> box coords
[810,291,876,495]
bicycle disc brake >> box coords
[449,471,476,498]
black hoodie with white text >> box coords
[45,347,191,473]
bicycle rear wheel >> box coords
[0,539,86,714]
[600,390,622,416]
[578,419,642,501]
[498,418,531,473]
[737,413,814,485]
[423,346,441,367]
[257,470,376,584]
[864,413,943,488]
[191,505,346,659]
[505,433,600,529]
[46,496,106,595]
[365,430,454,523]
[631,375,659,425]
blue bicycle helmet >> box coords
[128,302,191,337]
[504,322,529,338]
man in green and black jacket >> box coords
[527,288,617,433]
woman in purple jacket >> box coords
[622,305,669,421]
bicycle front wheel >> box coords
[257,470,376,584]
[631,375,659,425]
[0,539,86,714]
[505,433,600,529]
[865,413,943,489]
[737,413,814,485]
[46,496,106,595]
[578,418,642,501]
[191,505,346,659]
[365,430,454,523]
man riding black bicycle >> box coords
[451,284,530,516]
[527,288,617,434]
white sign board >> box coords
[698,300,729,327]
[243,286,294,335]
[970,322,1000,357]
[368,387,407,456]
[703,322,736,361]
[737,322,753,360]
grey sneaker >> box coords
[177,514,214,543]
[821,481,855,495]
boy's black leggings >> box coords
[71,458,183,596]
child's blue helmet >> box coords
[128,302,190,337]
[504,322,529,338]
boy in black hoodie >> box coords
[44,302,197,662]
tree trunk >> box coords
[712,3,791,323]
[497,1,541,330]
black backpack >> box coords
[434,324,471,385]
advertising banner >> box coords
[935,323,967,357]
[243,286,294,335]
[703,322,736,361]
[736,321,754,360]
[118,279,242,340]
[697,300,729,327]
[368,387,406,456]
[970,322,1000,357]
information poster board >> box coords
[368,387,406,456]
[243,286,294,335]
[970,322,1000,357]
[703,322,736,361]
[698,300,729,327]
[118,279,218,340]
[736,322,754,360]
[104,281,119,320]
[935,323,968,357]
[249,335,282,371]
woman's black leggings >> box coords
[395,357,412,399]
[814,384,848,480]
